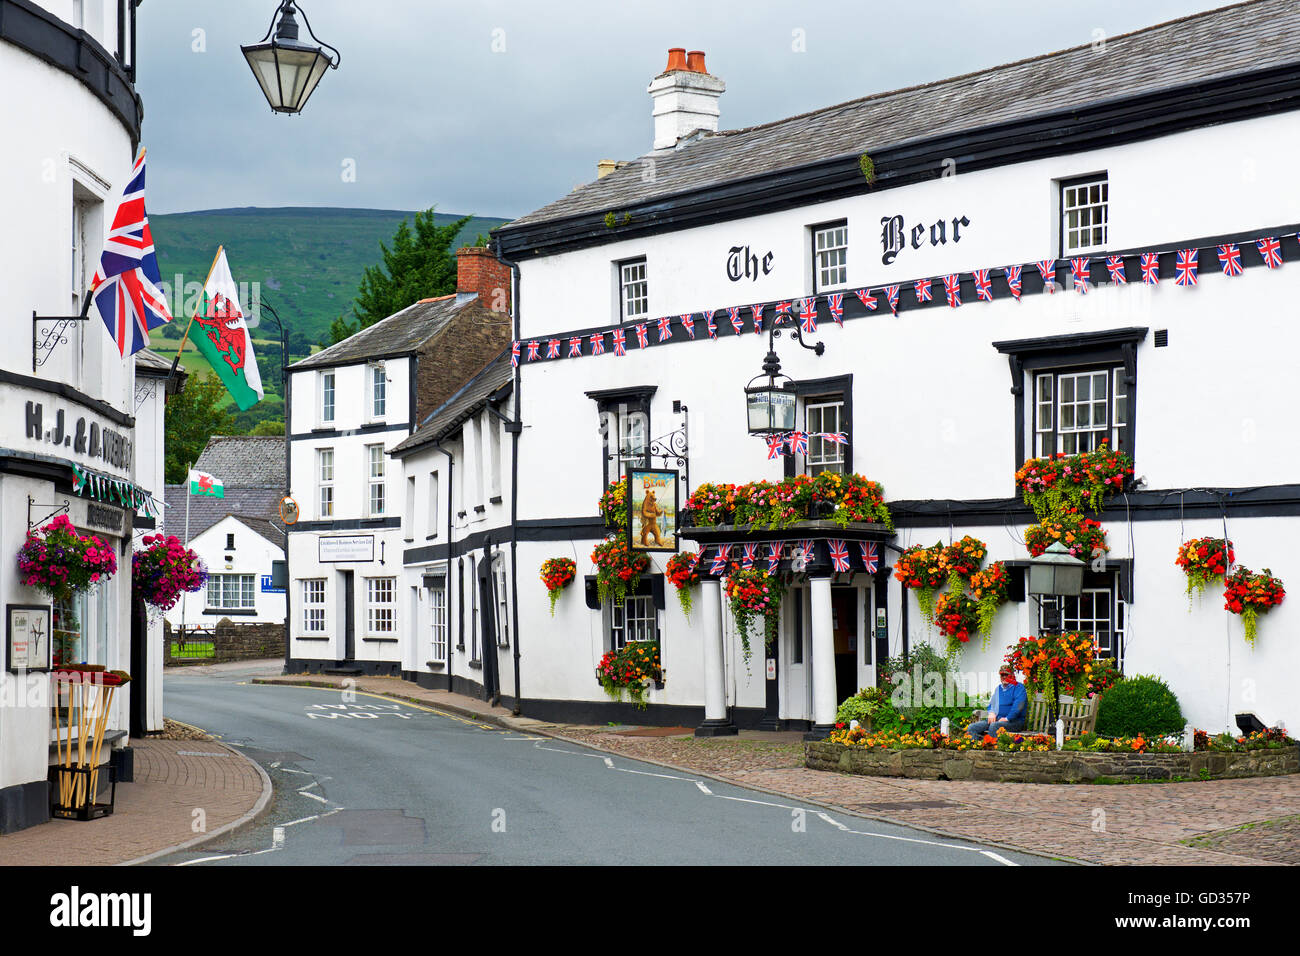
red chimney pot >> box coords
[686,50,707,73]
[664,47,688,72]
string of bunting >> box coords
[763,430,848,458]
[691,540,881,575]
[510,230,1298,368]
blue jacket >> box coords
[990,682,1027,721]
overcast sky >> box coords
[138,0,1232,219]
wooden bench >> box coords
[1023,694,1099,736]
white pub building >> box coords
[485,2,1300,736]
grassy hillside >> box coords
[147,206,508,431]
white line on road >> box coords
[615,767,694,781]
[695,781,713,795]
[981,850,1018,866]
[297,781,319,791]
[272,827,285,849]
[602,757,615,768]
[298,790,329,804]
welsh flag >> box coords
[189,470,224,498]
[191,247,264,411]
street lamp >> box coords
[1029,540,1085,633]
[743,319,824,436]
[242,2,340,115]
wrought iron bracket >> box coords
[28,495,70,532]
[134,376,160,412]
[33,310,92,373]
[768,318,825,356]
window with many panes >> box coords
[367,443,385,516]
[1033,366,1127,457]
[805,399,845,476]
[812,221,848,293]
[612,595,658,650]
[428,578,448,662]
[618,258,648,323]
[590,388,654,488]
[1038,572,1124,660]
[321,370,336,424]
[318,448,334,518]
[302,579,326,633]
[1060,175,1108,256]
[366,577,395,633]
[208,574,255,611]
[370,363,386,419]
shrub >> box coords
[1095,674,1185,738]
[835,686,889,728]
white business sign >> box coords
[318,535,375,563]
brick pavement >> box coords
[0,738,269,866]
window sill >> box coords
[425,534,438,541]
[203,608,257,616]
[468,660,483,670]
[313,425,335,433]
[295,635,330,642]
[473,505,486,514]
[489,496,502,505]
[425,661,446,671]
[362,636,398,644]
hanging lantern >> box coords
[744,349,797,435]
[242,2,340,115]
[1028,541,1085,597]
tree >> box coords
[351,208,472,329]
[325,315,357,347]
[164,376,234,484]
[249,418,285,436]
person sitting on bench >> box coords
[967,664,1027,739]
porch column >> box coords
[695,578,736,737]
[807,573,836,740]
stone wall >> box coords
[165,621,285,665]
[805,741,1300,783]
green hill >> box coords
[148,206,508,430]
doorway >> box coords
[831,585,859,704]
[341,570,355,661]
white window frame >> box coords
[1033,366,1126,458]
[366,577,396,634]
[369,363,387,421]
[618,258,648,323]
[428,577,448,662]
[611,592,658,651]
[493,556,510,648]
[302,579,326,633]
[317,448,334,518]
[427,470,440,537]
[1060,174,1109,256]
[320,370,336,425]
[366,443,386,517]
[804,399,845,476]
[1039,578,1124,661]
[812,221,848,293]
[207,574,256,611]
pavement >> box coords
[2,657,1298,865]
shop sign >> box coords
[726,245,775,282]
[72,465,159,518]
[319,535,374,562]
[261,575,285,594]
[8,604,52,672]
[879,213,972,266]
[24,400,132,472]
[86,502,124,532]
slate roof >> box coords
[163,485,285,544]
[504,0,1300,229]
[231,514,285,548]
[391,349,512,456]
[289,294,464,370]
[193,436,286,488]
[134,348,173,375]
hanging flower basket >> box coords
[1005,631,1107,711]
[1015,442,1134,519]
[597,642,662,710]
[893,543,945,622]
[539,557,577,616]
[1223,567,1285,648]
[724,567,783,666]
[682,474,893,531]
[598,478,628,531]
[1175,537,1234,598]
[17,515,118,602]
[933,592,979,656]
[665,550,702,619]
[1025,510,1108,561]
[591,538,649,607]
[683,483,738,527]
[969,561,1010,648]
[132,534,207,613]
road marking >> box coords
[616,767,694,781]
[602,757,615,768]
[297,781,319,792]
[299,790,329,804]
[270,761,281,769]
[176,853,234,866]
[981,850,1018,866]
[695,782,712,795]
[272,827,285,850]
[277,767,313,775]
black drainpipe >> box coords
[494,238,523,716]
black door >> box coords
[477,573,499,703]
[129,598,147,737]
[342,570,355,661]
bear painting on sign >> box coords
[628,468,678,553]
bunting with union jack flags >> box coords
[634,323,649,349]
[612,328,626,356]
[942,274,961,308]
[774,301,792,326]
[1140,253,1160,284]
[797,539,815,567]
[915,278,932,303]
[728,307,744,334]
[546,338,560,359]
[826,293,844,326]
[710,544,731,576]
[751,303,764,333]
[526,340,540,362]
[973,269,992,302]
[681,313,695,338]
[1070,257,1090,293]
[855,288,877,312]
[789,431,809,456]
[767,542,782,574]
[799,297,818,333]
[589,332,606,356]
[828,539,850,573]
[859,541,879,574]
[511,341,520,367]
[883,285,900,315]
[1175,248,1199,287]
[656,316,673,342]
[766,434,786,460]
[568,336,583,357]
[89,148,173,357]
[1005,265,1023,301]
[1106,256,1127,285]
[1037,259,1057,293]
[1258,236,1283,269]
[741,542,759,570]
[703,309,718,338]
[1218,243,1243,277]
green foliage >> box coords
[871,645,978,732]
[859,153,876,183]
[248,419,285,437]
[352,208,472,329]
[1095,674,1185,738]
[604,212,616,228]
[164,376,234,484]
[836,686,889,727]
[326,315,358,347]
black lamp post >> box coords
[744,320,824,436]
[242,2,340,115]
[259,298,293,663]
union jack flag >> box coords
[657,316,673,342]
[855,288,877,311]
[1037,259,1057,293]
[681,313,696,338]
[790,431,809,456]
[703,309,718,338]
[1258,236,1283,269]
[883,285,900,315]
[915,278,932,303]
[89,148,173,356]
[589,332,606,356]
[859,541,879,574]
[612,328,626,356]
[1140,252,1160,284]
[546,338,561,359]
[710,544,731,576]
[1106,256,1127,284]
[634,323,649,349]
[973,269,992,302]
[687,549,703,572]
[942,274,961,308]
[1005,265,1023,301]
[728,307,744,334]
[1218,243,1243,277]
[797,539,815,566]
[568,336,583,357]
[1071,257,1091,293]
[766,434,786,459]
[799,297,818,333]
[750,304,764,333]
[767,542,782,573]
[523,340,539,362]
[828,539,850,573]
[1175,248,1199,287]
[821,431,847,446]
[741,543,759,570]
[827,293,844,326]
[774,301,792,326]
[511,341,520,367]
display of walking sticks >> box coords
[51,668,130,816]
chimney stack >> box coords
[648,47,725,150]
[455,247,511,314]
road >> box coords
[154,668,1063,866]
